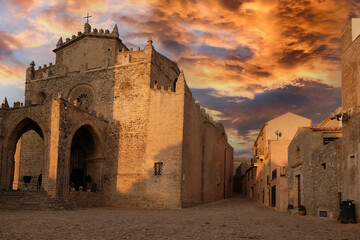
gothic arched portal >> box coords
[7,118,45,191]
[69,125,103,191]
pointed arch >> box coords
[67,123,104,192]
[4,117,46,191]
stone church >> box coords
[0,23,233,208]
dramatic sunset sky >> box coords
[0,0,359,156]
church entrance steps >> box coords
[0,190,73,210]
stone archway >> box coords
[6,118,45,191]
[69,125,103,192]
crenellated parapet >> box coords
[116,47,146,65]
[0,98,25,109]
[194,99,228,140]
[54,23,122,52]
[57,94,109,124]
[180,71,228,140]
[152,83,175,92]
[26,61,63,82]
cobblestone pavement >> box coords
[0,195,359,240]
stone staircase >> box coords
[0,190,73,210]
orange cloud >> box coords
[0,0,354,156]
[0,64,27,85]
[10,0,37,11]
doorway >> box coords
[296,175,301,206]
[69,125,102,192]
[271,185,276,207]
[70,146,87,190]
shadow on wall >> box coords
[111,142,183,208]
[233,165,242,193]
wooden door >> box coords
[297,175,301,206]
[271,185,276,207]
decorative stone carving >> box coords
[68,85,95,109]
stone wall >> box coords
[151,51,179,89]
[180,86,203,206]
[142,84,184,208]
[181,84,233,206]
[111,61,152,206]
[288,129,323,212]
[288,128,342,219]
[13,130,44,190]
[26,67,116,119]
[55,37,120,72]
[312,139,341,219]
[341,19,360,222]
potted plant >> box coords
[298,205,306,215]
[86,175,92,192]
[287,204,294,212]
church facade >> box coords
[0,23,233,208]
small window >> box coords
[321,163,326,169]
[154,162,163,175]
[319,210,328,218]
[272,169,277,180]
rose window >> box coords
[77,94,89,106]
[68,85,95,109]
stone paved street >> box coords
[0,195,359,240]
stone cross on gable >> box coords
[84,13,92,23]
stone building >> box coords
[287,116,342,219]
[233,158,251,194]
[244,162,256,198]
[252,112,311,211]
[0,23,233,209]
[341,18,360,222]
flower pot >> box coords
[299,210,306,216]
